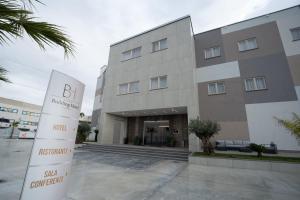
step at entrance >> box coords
[77,143,189,161]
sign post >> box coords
[20,70,85,200]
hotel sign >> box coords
[20,70,85,200]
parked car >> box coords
[0,118,11,128]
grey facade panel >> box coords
[287,54,300,86]
[194,29,226,67]
[222,21,285,62]
[91,109,101,127]
[239,52,297,104]
[198,77,247,121]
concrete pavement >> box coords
[0,139,299,200]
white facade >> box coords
[99,17,199,146]
[246,100,300,151]
[0,97,41,138]
[194,61,240,83]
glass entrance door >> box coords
[143,120,169,146]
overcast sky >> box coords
[0,0,299,115]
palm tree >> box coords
[10,121,19,138]
[0,66,10,82]
[0,0,75,83]
[275,113,300,139]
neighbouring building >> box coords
[0,97,41,138]
[92,6,300,151]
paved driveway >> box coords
[0,139,300,200]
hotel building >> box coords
[92,6,300,151]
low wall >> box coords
[189,156,300,174]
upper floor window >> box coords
[22,110,40,117]
[119,81,139,95]
[150,75,167,90]
[122,47,141,61]
[152,38,167,52]
[244,77,266,91]
[208,82,225,95]
[204,46,221,59]
[238,38,258,52]
[290,27,300,41]
[0,106,18,113]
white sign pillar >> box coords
[20,70,85,200]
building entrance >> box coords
[126,114,188,148]
[143,120,170,146]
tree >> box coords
[249,143,266,157]
[10,120,19,138]
[79,112,85,118]
[188,118,220,155]
[0,66,10,82]
[275,113,300,139]
[0,0,75,83]
[76,122,90,144]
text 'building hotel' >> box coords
[92,6,300,152]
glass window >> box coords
[129,81,139,93]
[204,46,221,59]
[255,77,266,90]
[159,76,167,88]
[153,41,160,52]
[122,47,141,61]
[291,27,300,41]
[119,83,128,95]
[150,76,168,90]
[217,82,225,93]
[159,38,167,50]
[150,77,159,90]
[12,109,18,113]
[122,50,131,61]
[0,107,8,112]
[245,77,266,91]
[238,38,258,52]
[22,111,28,115]
[208,83,217,95]
[152,38,167,52]
[132,47,141,58]
[245,79,255,91]
[208,82,225,95]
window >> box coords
[244,77,266,91]
[119,83,128,95]
[291,27,300,41]
[129,81,139,93]
[208,82,225,95]
[118,81,139,94]
[22,111,28,115]
[152,38,167,52]
[122,47,141,61]
[12,109,18,113]
[150,75,167,90]
[0,107,18,113]
[204,46,221,59]
[238,38,258,52]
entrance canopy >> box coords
[109,106,187,117]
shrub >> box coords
[249,143,266,157]
[133,136,142,145]
[166,134,176,147]
[188,118,220,155]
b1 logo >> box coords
[63,84,77,100]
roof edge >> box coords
[194,4,300,36]
[110,15,191,47]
